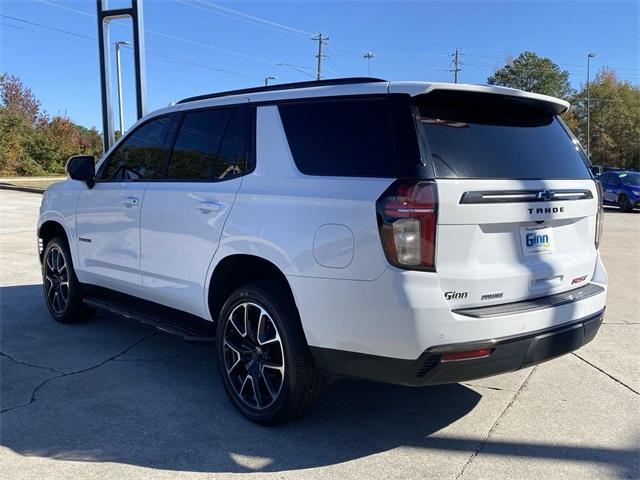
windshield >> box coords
[620,173,640,186]
[415,91,591,180]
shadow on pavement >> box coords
[0,284,637,477]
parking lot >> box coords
[0,189,638,479]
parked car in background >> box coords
[599,171,640,212]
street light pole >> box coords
[364,52,374,77]
[115,40,131,136]
[264,76,277,86]
[587,52,596,158]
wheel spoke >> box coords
[230,304,247,337]
[55,250,64,273]
[46,251,55,271]
[56,286,67,310]
[224,340,242,374]
[44,276,55,295]
[259,370,277,399]
[249,374,264,408]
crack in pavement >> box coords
[0,351,64,374]
[0,333,157,414]
[454,366,537,480]
[113,353,191,363]
[571,352,639,396]
[461,383,509,392]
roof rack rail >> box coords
[176,77,387,104]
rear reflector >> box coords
[441,348,494,362]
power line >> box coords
[37,0,281,65]
[0,14,95,41]
[1,14,261,81]
[181,0,312,37]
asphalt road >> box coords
[1,190,638,480]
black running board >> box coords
[83,293,216,343]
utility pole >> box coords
[264,76,277,86]
[311,32,329,81]
[450,48,463,83]
[364,51,374,77]
[586,52,596,157]
[115,40,130,137]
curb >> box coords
[0,185,45,194]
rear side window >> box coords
[100,116,170,181]
[416,91,591,179]
[278,96,422,178]
[167,106,247,181]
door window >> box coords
[167,106,248,181]
[99,116,171,181]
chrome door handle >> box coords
[197,201,222,214]
[121,197,139,208]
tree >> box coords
[570,68,640,170]
[0,72,103,176]
[487,51,574,99]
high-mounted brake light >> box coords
[377,180,438,270]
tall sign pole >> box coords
[97,0,147,153]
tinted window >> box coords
[278,96,421,178]
[101,116,170,180]
[167,106,247,181]
[601,173,614,184]
[621,173,640,186]
[416,92,591,179]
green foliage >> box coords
[488,51,574,99]
[487,55,639,170]
[569,68,640,170]
[0,73,103,176]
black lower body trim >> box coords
[310,309,604,387]
[453,283,604,318]
[82,284,216,342]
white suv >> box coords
[38,78,607,424]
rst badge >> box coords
[520,226,555,256]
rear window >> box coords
[416,91,591,179]
[278,96,421,178]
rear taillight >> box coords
[377,180,438,270]
[595,180,604,249]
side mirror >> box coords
[66,155,96,189]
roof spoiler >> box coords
[392,82,570,115]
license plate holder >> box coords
[520,226,555,256]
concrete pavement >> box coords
[0,190,638,479]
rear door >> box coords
[139,102,250,317]
[414,91,598,308]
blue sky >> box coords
[1,0,638,131]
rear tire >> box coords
[618,195,632,213]
[216,281,325,424]
[42,236,92,323]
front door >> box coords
[76,115,172,293]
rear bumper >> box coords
[311,309,604,386]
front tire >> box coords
[216,281,325,424]
[42,236,91,323]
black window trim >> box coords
[96,113,175,183]
[276,93,427,179]
[96,104,255,184]
[156,103,255,183]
